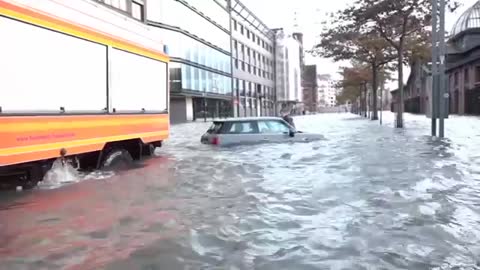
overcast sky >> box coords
[241,0,478,85]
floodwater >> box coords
[1,113,480,270]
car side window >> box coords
[227,122,257,134]
[258,121,272,133]
[263,120,290,134]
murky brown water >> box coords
[1,113,480,270]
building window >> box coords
[131,0,145,21]
[96,0,132,13]
[475,66,480,84]
[454,72,459,87]
[247,30,250,39]
[239,80,245,96]
[252,34,256,42]
[241,61,245,71]
[240,24,244,34]
[248,64,251,73]
[233,20,237,31]
[235,59,238,69]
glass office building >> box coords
[147,0,233,123]
[93,0,147,21]
[230,0,276,117]
[92,0,279,122]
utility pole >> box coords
[431,0,448,137]
[439,0,447,138]
[380,80,384,125]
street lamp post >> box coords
[380,84,383,125]
[432,0,447,138]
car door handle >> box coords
[262,138,269,141]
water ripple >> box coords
[2,113,480,269]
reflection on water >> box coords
[1,113,480,269]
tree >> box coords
[338,64,393,115]
[337,65,371,116]
[345,0,458,127]
[311,14,396,120]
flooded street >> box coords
[2,113,480,269]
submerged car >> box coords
[201,117,324,146]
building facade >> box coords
[391,0,480,116]
[145,0,233,123]
[93,0,148,21]
[317,74,336,107]
[446,0,480,115]
[302,65,318,113]
[90,0,304,121]
[275,29,303,114]
[391,60,432,115]
[230,0,276,117]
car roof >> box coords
[214,117,284,123]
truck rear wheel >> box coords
[142,143,156,157]
[22,164,44,189]
[100,149,133,170]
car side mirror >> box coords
[289,130,295,137]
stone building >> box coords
[390,61,432,115]
[391,0,480,116]
[447,0,480,115]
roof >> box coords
[451,1,480,38]
[214,117,283,122]
[231,0,274,39]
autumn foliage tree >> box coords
[336,63,391,115]
[311,18,395,120]
[311,0,458,127]
[343,0,458,127]
[336,65,371,116]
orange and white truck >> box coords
[0,0,170,188]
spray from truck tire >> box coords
[41,158,80,188]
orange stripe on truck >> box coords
[0,0,169,62]
[0,117,169,133]
[0,115,170,166]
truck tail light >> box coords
[212,136,220,145]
